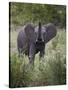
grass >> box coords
[9,29,66,87]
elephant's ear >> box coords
[45,23,57,43]
[24,24,35,40]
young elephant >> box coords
[17,22,57,65]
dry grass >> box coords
[9,29,66,87]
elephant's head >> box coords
[35,22,57,44]
[24,22,57,44]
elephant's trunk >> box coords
[38,22,42,41]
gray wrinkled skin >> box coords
[17,22,57,65]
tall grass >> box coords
[10,30,66,87]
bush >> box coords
[9,30,66,87]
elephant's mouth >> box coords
[35,39,45,51]
[36,40,44,45]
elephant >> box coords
[17,22,57,65]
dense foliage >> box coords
[10,30,66,87]
[9,2,66,28]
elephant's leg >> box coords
[18,48,24,61]
[18,48,22,57]
[39,50,45,70]
[39,50,45,61]
[29,56,35,66]
[28,43,35,66]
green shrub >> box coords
[10,30,66,87]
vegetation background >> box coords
[9,2,66,88]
